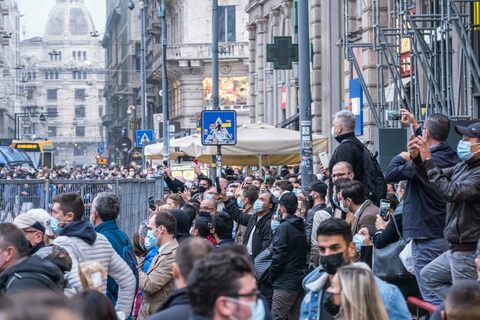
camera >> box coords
[379,199,391,221]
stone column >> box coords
[265,9,280,125]
[179,68,204,129]
[255,18,268,123]
[247,23,257,123]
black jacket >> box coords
[224,199,273,258]
[415,157,480,250]
[151,288,191,320]
[0,255,64,293]
[270,214,307,290]
[373,203,404,249]
[385,142,458,239]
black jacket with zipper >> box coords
[414,157,480,250]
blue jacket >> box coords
[300,264,411,320]
[95,220,137,304]
[384,142,458,239]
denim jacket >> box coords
[300,263,411,320]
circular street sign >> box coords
[115,136,133,151]
[155,114,163,122]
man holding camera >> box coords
[384,110,458,305]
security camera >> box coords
[128,1,135,10]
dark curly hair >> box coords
[187,251,254,317]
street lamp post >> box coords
[160,0,170,167]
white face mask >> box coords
[331,127,337,137]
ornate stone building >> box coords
[18,0,105,166]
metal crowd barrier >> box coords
[0,176,165,237]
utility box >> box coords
[373,128,407,172]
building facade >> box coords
[0,0,20,140]
[18,0,105,167]
[145,0,251,136]
[102,0,141,159]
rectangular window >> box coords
[83,71,87,79]
[55,71,59,79]
[98,89,104,100]
[72,51,76,60]
[75,89,85,100]
[83,51,87,60]
[218,6,236,42]
[75,126,85,137]
[45,72,48,80]
[99,105,103,117]
[72,71,77,79]
[46,107,58,118]
[47,126,56,137]
[75,105,85,118]
[73,144,87,156]
[47,89,57,101]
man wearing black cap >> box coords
[270,192,307,320]
[409,122,480,300]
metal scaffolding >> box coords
[343,0,480,128]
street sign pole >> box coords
[212,0,222,179]
[298,0,313,188]
[140,1,147,169]
[160,0,170,166]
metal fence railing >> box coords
[0,177,165,237]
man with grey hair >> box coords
[90,192,138,311]
[325,110,366,202]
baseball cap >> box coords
[13,209,53,236]
[308,181,328,196]
[455,122,480,138]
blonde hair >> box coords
[337,264,388,320]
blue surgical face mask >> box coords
[227,298,264,320]
[253,199,264,213]
[271,219,280,231]
[272,190,281,198]
[353,234,366,252]
[457,140,480,161]
[144,230,158,251]
[49,217,64,235]
[237,197,244,209]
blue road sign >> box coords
[201,110,237,146]
[136,129,154,148]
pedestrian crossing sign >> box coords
[136,130,154,148]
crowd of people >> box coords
[0,110,479,320]
[0,165,160,181]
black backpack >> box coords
[341,139,387,206]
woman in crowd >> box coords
[326,264,388,320]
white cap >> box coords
[13,209,53,237]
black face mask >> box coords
[308,196,315,208]
[197,185,206,193]
[323,291,341,317]
[319,252,346,275]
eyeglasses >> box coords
[227,290,261,301]
[331,172,352,179]
[200,206,215,211]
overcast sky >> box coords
[16,0,106,40]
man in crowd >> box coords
[410,122,480,300]
[271,180,293,199]
[326,111,365,198]
[138,210,178,319]
[13,208,52,254]
[50,193,136,316]
[200,198,217,216]
[330,161,355,184]
[385,111,458,305]
[187,250,260,320]
[337,180,377,235]
[212,212,235,248]
[0,223,64,293]
[165,194,185,209]
[224,189,274,259]
[300,218,410,320]
[233,185,258,244]
[270,192,307,319]
[306,182,331,268]
[90,192,138,306]
[149,237,213,320]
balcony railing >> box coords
[167,42,248,61]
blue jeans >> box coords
[421,250,478,300]
[411,238,448,305]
